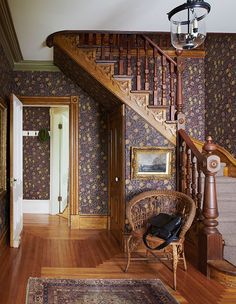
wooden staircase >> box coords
[46,32,188,144]
[46,31,236,279]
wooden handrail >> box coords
[191,136,236,177]
[179,130,204,163]
[141,34,177,66]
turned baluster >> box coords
[127,35,131,76]
[101,33,106,60]
[196,164,203,219]
[180,141,186,193]
[161,56,167,106]
[118,34,124,75]
[186,148,192,196]
[109,34,114,60]
[153,48,158,106]
[144,39,150,90]
[136,36,141,90]
[199,136,223,276]
[170,62,175,121]
[176,50,184,115]
[191,156,197,204]
[88,33,93,46]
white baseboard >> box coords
[23,200,50,214]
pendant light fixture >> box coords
[168,0,211,50]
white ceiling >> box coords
[8,0,236,61]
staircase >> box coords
[46,32,189,144]
[216,174,236,266]
[46,31,236,277]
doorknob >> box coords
[10,178,17,187]
[115,177,119,182]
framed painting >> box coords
[0,98,7,194]
[131,146,173,179]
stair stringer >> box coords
[53,35,176,145]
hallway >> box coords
[0,215,234,304]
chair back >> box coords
[127,190,196,241]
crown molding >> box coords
[14,60,60,72]
[0,0,23,68]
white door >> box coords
[50,107,69,214]
[10,94,23,248]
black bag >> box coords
[143,213,182,250]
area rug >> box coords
[26,278,179,304]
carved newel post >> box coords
[199,136,223,275]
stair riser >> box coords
[218,203,236,213]
[218,223,236,235]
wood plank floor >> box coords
[0,214,235,304]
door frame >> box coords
[108,104,126,247]
[19,96,80,228]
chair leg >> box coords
[124,235,132,273]
[172,244,178,290]
[182,244,187,271]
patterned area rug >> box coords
[26,278,179,304]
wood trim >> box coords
[0,0,22,67]
[14,60,60,72]
[208,260,236,288]
[9,94,14,247]
[19,96,80,225]
[79,215,108,229]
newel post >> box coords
[198,136,223,276]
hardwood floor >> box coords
[0,214,234,304]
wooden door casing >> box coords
[108,105,125,247]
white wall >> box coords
[8,0,236,61]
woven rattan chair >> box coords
[124,190,196,290]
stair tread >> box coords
[216,176,236,183]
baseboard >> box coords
[23,199,50,214]
[79,215,108,229]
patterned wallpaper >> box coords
[0,42,12,241]
[23,107,50,200]
[12,71,108,215]
[79,101,108,214]
[0,43,12,99]
[125,106,175,202]
[205,34,236,156]
[183,58,205,141]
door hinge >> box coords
[58,196,62,202]
[58,123,63,129]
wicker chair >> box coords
[125,190,196,290]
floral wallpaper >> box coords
[125,106,176,202]
[183,58,205,141]
[23,107,50,200]
[0,43,12,99]
[12,71,108,215]
[0,42,12,241]
[79,101,108,214]
[205,34,236,156]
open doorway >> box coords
[10,95,79,247]
[22,105,69,216]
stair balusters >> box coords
[177,130,223,276]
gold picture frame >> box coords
[0,98,7,194]
[131,146,173,179]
